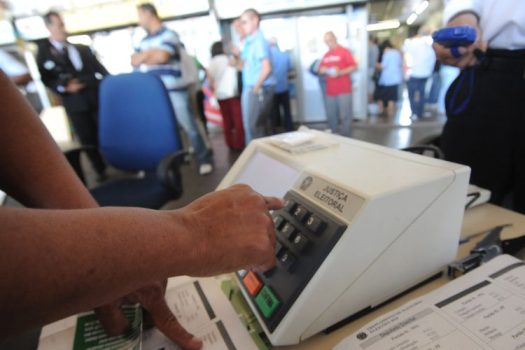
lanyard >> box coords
[446,49,486,116]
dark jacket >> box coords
[37,39,109,113]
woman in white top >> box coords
[207,41,245,150]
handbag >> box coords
[178,47,198,87]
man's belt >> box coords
[482,49,525,77]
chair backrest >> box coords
[99,73,182,171]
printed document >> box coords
[335,254,525,350]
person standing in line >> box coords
[318,31,358,136]
[376,40,403,118]
[269,38,295,133]
[207,41,244,151]
[131,3,213,176]
[426,61,442,114]
[367,36,379,103]
[434,0,525,213]
[403,28,436,120]
[235,8,275,144]
[37,11,108,181]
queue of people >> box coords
[368,31,440,121]
[10,4,361,167]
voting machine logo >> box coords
[300,176,313,191]
[356,332,368,340]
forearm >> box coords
[339,64,357,75]
[139,49,171,65]
[0,206,192,337]
[0,71,95,209]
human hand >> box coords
[65,79,85,93]
[131,53,144,67]
[178,184,284,275]
[229,44,240,58]
[96,280,203,350]
[432,13,487,69]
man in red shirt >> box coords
[319,31,358,136]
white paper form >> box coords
[38,276,257,350]
[334,254,525,350]
[143,276,257,350]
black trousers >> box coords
[272,91,293,132]
[441,50,525,213]
[66,108,107,176]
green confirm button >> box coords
[255,285,281,318]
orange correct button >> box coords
[243,272,263,296]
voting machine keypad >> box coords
[237,191,347,332]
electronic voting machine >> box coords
[217,129,470,345]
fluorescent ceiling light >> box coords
[406,13,418,25]
[366,20,400,32]
[415,1,429,15]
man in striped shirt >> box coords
[132,3,213,175]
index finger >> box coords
[264,196,285,210]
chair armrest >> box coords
[402,145,444,160]
[156,150,187,200]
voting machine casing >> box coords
[217,129,470,345]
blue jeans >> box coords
[168,90,210,165]
[242,86,275,145]
[407,77,428,118]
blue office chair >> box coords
[66,73,185,208]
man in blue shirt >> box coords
[270,39,294,132]
[238,8,275,144]
[132,3,213,175]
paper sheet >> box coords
[334,254,525,350]
[38,276,257,350]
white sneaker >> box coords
[199,163,213,175]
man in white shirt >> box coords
[403,28,436,119]
[434,0,525,214]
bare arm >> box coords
[131,49,172,67]
[1,188,283,338]
[253,58,272,93]
[338,63,358,75]
[0,71,283,340]
[0,71,96,208]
